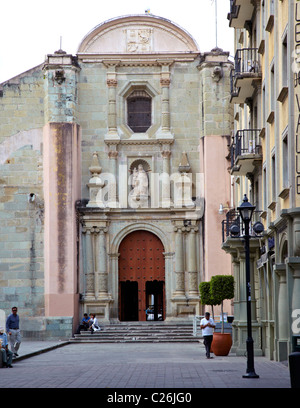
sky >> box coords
[0,0,234,84]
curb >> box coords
[13,341,70,362]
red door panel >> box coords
[119,230,165,321]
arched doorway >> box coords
[118,230,165,321]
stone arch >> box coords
[110,222,170,255]
[129,158,151,173]
[109,222,173,321]
[77,15,199,54]
[279,234,288,263]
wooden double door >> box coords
[119,230,165,321]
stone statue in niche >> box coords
[131,164,148,199]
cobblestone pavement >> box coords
[0,342,291,391]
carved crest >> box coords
[126,28,152,53]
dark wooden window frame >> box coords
[127,90,152,133]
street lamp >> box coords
[230,194,263,379]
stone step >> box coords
[70,322,202,343]
[70,340,201,343]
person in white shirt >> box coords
[200,312,216,359]
[89,313,101,333]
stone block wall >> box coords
[0,66,44,140]
[0,67,45,331]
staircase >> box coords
[70,322,202,343]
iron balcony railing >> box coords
[230,68,239,97]
[228,0,239,19]
[222,209,263,243]
[230,48,261,97]
[231,129,262,168]
[234,48,260,75]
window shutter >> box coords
[127,91,151,133]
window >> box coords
[263,167,267,210]
[127,90,151,133]
[282,132,288,188]
[270,64,275,113]
[282,34,287,88]
[271,152,276,202]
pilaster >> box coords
[103,60,120,141]
[107,148,119,208]
[43,52,81,327]
[173,225,185,297]
[156,60,174,140]
[274,265,289,361]
[161,149,171,207]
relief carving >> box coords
[126,28,152,52]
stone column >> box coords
[107,80,117,134]
[173,226,185,297]
[186,225,199,296]
[277,270,288,339]
[157,60,173,140]
[82,226,95,299]
[161,79,170,132]
[103,60,120,140]
[292,269,300,312]
[95,226,109,299]
[275,268,289,361]
[161,149,171,207]
[108,148,118,207]
[109,253,120,319]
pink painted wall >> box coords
[200,134,233,315]
[43,123,81,324]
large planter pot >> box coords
[211,333,232,356]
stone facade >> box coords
[0,15,233,339]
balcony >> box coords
[227,0,255,29]
[230,129,262,176]
[222,209,263,244]
[230,48,261,103]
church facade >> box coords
[0,15,233,338]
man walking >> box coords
[6,306,21,358]
[200,312,215,359]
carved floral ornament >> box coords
[173,225,199,233]
[82,225,108,234]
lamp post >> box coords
[235,194,262,379]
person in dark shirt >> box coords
[6,307,21,358]
[75,313,91,334]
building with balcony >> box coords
[223,0,300,361]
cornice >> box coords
[77,53,199,66]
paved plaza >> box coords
[0,341,292,392]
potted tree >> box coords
[210,275,235,356]
[199,281,217,320]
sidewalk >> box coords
[12,339,70,361]
[4,340,292,389]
